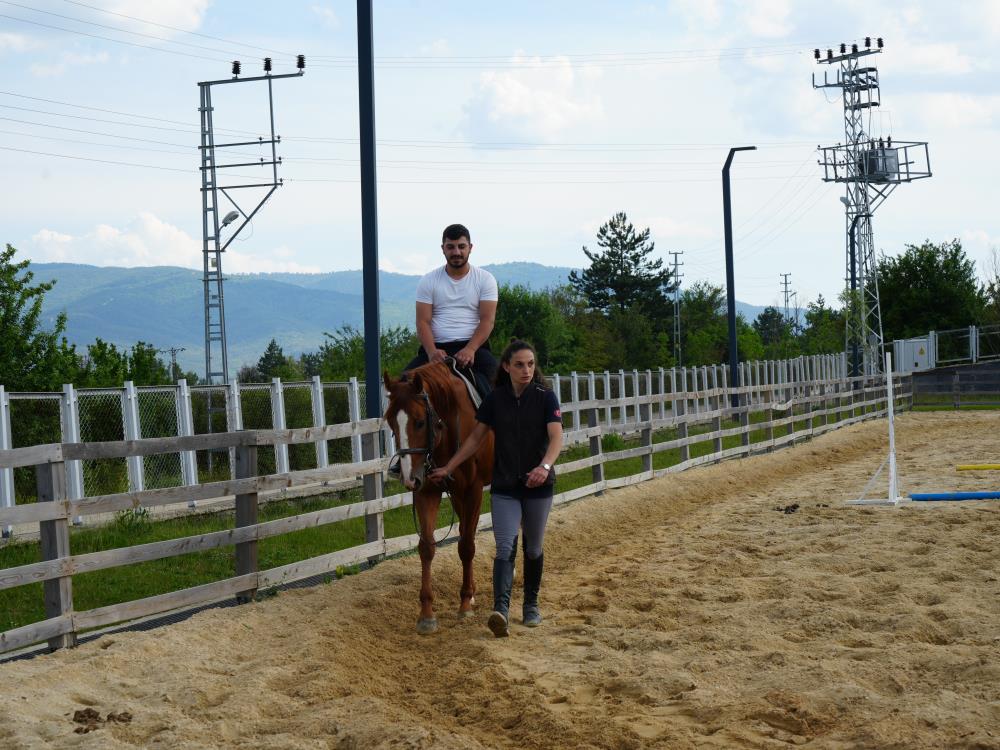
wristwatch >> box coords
[541,463,552,471]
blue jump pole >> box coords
[910,491,1000,502]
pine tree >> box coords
[568,212,674,317]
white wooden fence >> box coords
[0,355,912,655]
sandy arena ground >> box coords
[1,411,999,749]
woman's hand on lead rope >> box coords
[525,464,551,488]
[428,464,452,484]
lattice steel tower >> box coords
[199,56,304,392]
[813,38,931,375]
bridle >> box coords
[393,390,442,473]
[388,388,461,547]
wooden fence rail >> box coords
[0,371,911,655]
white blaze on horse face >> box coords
[396,410,412,484]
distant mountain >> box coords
[31,262,772,374]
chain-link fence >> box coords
[136,387,182,490]
[190,385,231,484]
[323,383,354,465]
[77,389,127,498]
[7,394,62,504]
[281,382,316,472]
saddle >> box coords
[444,357,486,408]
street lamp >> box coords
[723,145,756,408]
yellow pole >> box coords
[956,464,1000,471]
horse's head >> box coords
[383,370,444,492]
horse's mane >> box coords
[404,361,466,415]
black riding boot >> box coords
[522,553,544,627]
[489,558,514,637]
[488,556,515,638]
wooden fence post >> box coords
[710,366,722,457]
[37,461,76,650]
[234,444,259,604]
[677,368,690,464]
[639,374,653,475]
[362,427,385,559]
[586,405,604,493]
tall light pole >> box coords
[723,146,756,408]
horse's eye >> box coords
[414,419,425,429]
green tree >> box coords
[568,212,674,318]
[77,339,172,387]
[799,296,845,355]
[491,283,573,372]
[874,238,985,341]
[753,306,798,359]
[319,326,419,380]
[0,244,81,391]
[679,282,726,365]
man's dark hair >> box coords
[442,224,471,244]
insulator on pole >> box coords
[263,57,272,72]
[296,54,306,70]
[232,60,241,76]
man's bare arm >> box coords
[456,299,497,367]
[416,302,446,363]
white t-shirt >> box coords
[416,265,499,343]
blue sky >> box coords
[2,0,998,308]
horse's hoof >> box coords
[416,617,438,635]
[457,609,475,620]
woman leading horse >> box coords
[383,362,494,634]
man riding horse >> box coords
[389,224,498,480]
[406,223,499,394]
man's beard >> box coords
[448,256,467,266]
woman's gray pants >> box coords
[491,492,553,561]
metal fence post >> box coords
[348,377,362,463]
[310,375,329,469]
[970,325,978,364]
[0,386,13,537]
[710,366,722,456]
[227,379,244,479]
[60,384,84,525]
[587,371,597,423]
[270,378,290,474]
[176,380,197,485]
[122,381,144,493]
[176,379,198,507]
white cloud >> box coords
[913,93,1000,130]
[418,39,451,56]
[890,41,976,75]
[310,4,340,30]
[30,50,110,77]
[670,0,722,26]
[743,0,793,38]
[30,213,321,273]
[642,215,715,240]
[465,55,603,141]
[0,32,38,53]
[98,0,209,32]
[380,253,436,275]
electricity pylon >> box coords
[813,38,931,375]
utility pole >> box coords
[791,291,800,333]
[158,347,187,381]
[723,145,756,408]
[813,38,930,375]
[669,250,684,365]
[198,55,304,437]
[780,273,792,322]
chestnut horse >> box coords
[382,362,494,634]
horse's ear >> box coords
[382,370,393,391]
[410,372,423,392]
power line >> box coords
[0,12,232,64]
